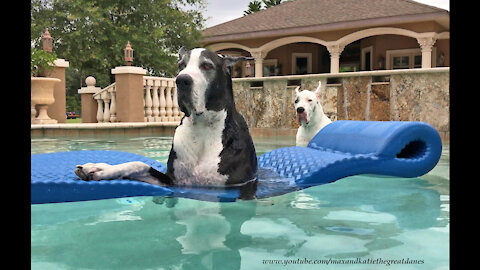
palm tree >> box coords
[263,0,283,8]
[244,0,263,15]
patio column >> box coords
[78,76,101,123]
[417,37,437,68]
[251,51,265,77]
[111,66,147,122]
[327,44,344,73]
[44,58,69,123]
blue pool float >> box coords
[31,120,442,204]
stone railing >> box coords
[143,76,183,122]
[88,75,183,123]
[92,82,117,123]
[232,67,450,141]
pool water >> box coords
[31,136,449,270]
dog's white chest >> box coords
[172,110,228,186]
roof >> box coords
[202,0,449,42]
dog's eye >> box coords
[308,99,313,102]
[294,99,299,103]
[178,62,186,70]
[201,63,214,71]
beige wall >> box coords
[219,33,449,77]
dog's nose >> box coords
[176,74,193,89]
[297,107,305,114]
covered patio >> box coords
[201,0,449,77]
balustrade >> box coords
[90,76,182,123]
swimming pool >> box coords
[31,136,449,270]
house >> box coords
[201,0,449,77]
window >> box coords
[292,53,312,74]
[386,48,436,70]
[263,59,278,77]
[392,56,410,69]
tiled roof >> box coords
[203,0,448,38]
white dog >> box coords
[294,81,332,147]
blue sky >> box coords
[200,0,450,28]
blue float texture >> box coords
[31,120,442,204]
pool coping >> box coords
[30,122,299,138]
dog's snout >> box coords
[176,74,193,89]
[297,107,305,114]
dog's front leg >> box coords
[75,162,170,186]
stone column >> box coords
[45,58,69,123]
[251,51,265,77]
[111,66,147,122]
[78,76,101,123]
[417,37,437,69]
[327,44,344,73]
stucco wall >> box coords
[232,68,449,141]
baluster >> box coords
[109,87,117,122]
[172,84,181,121]
[152,79,160,121]
[96,98,104,123]
[144,79,154,122]
[102,92,110,123]
[159,80,167,122]
[166,80,174,121]
[103,99,110,123]
[143,81,147,122]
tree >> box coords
[244,1,263,15]
[31,0,206,88]
[31,0,206,116]
[243,0,284,15]
[263,0,283,8]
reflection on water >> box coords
[31,137,449,270]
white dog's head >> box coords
[294,81,324,126]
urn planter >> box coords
[31,77,61,124]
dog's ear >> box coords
[314,81,322,99]
[178,46,189,60]
[294,86,300,95]
[222,56,254,73]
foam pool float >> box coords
[31,120,442,204]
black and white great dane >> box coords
[75,47,258,189]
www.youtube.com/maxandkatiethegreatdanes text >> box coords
[261,257,425,267]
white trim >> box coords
[361,46,373,71]
[207,43,253,54]
[111,66,147,75]
[53,58,70,68]
[291,53,312,74]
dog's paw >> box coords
[74,163,110,181]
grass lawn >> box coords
[66,118,82,123]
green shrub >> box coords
[31,47,57,77]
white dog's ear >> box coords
[314,81,322,99]
[294,86,300,95]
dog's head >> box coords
[294,81,324,126]
[175,47,252,118]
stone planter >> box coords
[31,77,61,124]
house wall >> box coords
[225,35,447,77]
[204,20,449,70]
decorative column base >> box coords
[32,105,58,124]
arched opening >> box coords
[263,42,329,76]
[338,35,426,72]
